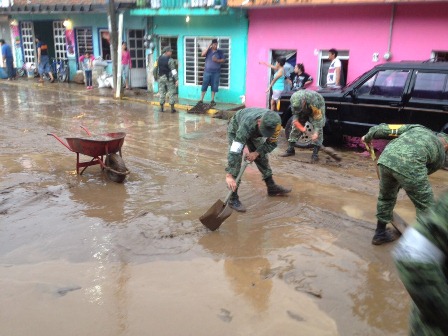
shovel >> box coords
[200,160,250,231]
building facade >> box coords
[235,1,448,107]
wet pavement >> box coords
[1,80,447,336]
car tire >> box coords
[285,116,313,148]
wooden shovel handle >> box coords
[223,160,250,204]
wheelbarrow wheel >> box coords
[105,153,127,183]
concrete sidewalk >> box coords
[1,77,244,117]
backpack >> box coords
[152,59,158,80]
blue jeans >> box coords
[201,71,220,93]
[38,55,51,75]
[85,70,92,87]
[5,57,15,79]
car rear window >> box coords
[410,72,448,100]
[358,70,409,98]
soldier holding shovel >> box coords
[225,108,292,212]
[362,124,448,245]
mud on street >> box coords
[1,83,447,336]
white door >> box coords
[20,21,36,64]
[128,29,147,88]
[53,21,67,60]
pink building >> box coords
[245,2,448,107]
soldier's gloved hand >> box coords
[293,120,306,132]
[226,174,237,192]
[245,151,259,162]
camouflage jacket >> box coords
[363,124,446,179]
[226,108,281,175]
[291,90,326,134]
[394,191,448,334]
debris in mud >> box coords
[287,310,304,322]
[56,286,82,297]
[218,308,233,322]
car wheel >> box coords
[285,116,313,148]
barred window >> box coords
[75,27,93,68]
[184,37,230,88]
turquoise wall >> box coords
[153,13,248,104]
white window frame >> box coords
[98,28,111,61]
[317,49,349,87]
[128,29,145,69]
[184,36,230,89]
[431,50,448,62]
[75,27,93,67]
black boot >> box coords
[171,104,177,113]
[265,176,292,196]
[372,221,398,245]
[160,103,164,112]
[280,142,296,157]
[229,192,246,213]
[311,145,320,163]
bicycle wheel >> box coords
[58,69,67,82]
[16,68,25,77]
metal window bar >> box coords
[53,21,67,60]
[20,21,36,64]
[184,36,230,88]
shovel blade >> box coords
[200,199,234,231]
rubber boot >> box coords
[171,104,177,113]
[280,142,296,157]
[372,221,398,245]
[311,145,320,163]
[160,103,164,112]
[229,192,246,213]
[265,176,292,196]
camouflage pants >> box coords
[288,121,323,146]
[395,259,448,336]
[227,123,272,181]
[159,75,176,105]
[377,164,434,224]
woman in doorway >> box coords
[260,57,286,111]
[287,63,313,90]
[121,42,132,90]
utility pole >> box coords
[107,0,118,92]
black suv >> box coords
[278,61,448,143]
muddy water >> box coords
[1,84,447,335]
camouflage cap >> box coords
[290,90,309,111]
[162,46,172,53]
[260,111,281,138]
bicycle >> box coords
[16,62,38,78]
[42,58,68,83]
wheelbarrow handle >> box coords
[80,125,92,136]
[47,133,73,152]
[223,160,250,204]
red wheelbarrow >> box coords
[48,125,130,183]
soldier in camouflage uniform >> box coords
[393,190,448,335]
[226,108,292,212]
[362,124,448,245]
[157,46,178,113]
[280,90,326,163]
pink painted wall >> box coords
[246,3,448,107]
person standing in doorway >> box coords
[79,50,94,90]
[121,42,132,90]
[326,48,342,88]
[157,46,178,113]
[198,38,225,107]
[287,63,313,90]
[260,57,286,111]
[0,39,15,80]
[35,35,54,83]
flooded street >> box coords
[1,83,447,336]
